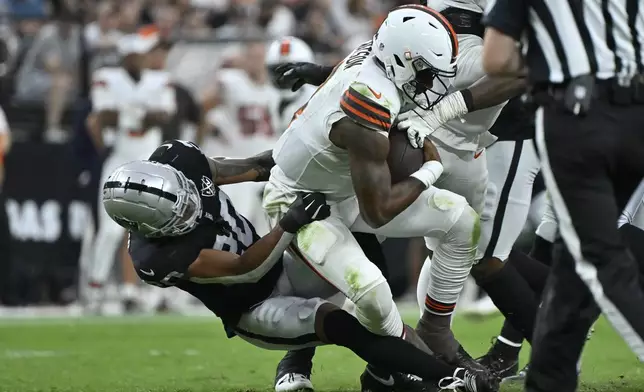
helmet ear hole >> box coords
[394,54,404,68]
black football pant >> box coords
[527,94,644,392]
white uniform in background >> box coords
[263,29,478,342]
[86,32,176,296]
[204,68,280,235]
[265,36,318,132]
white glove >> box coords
[397,110,443,149]
[398,91,471,148]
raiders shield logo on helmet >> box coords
[201,175,215,197]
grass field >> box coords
[1,311,642,392]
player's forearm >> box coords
[308,64,335,86]
[209,150,275,185]
[467,76,527,111]
[190,225,293,283]
[354,165,425,228]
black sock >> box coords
[323,309,456,381]
[475,263,537,343]
[498,320,525,351]
[530,235,554,266]
[278,348,315,374]
[508,250,550,296]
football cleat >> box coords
[476,339,520,379]
[275,373,314,392]
[501,364,528,384]
[360,366,439,392]
[438,368,500,392]
[275,349,315,392]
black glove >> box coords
[273,62,332,92]
[279,192,331,233]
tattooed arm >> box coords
[329,118,427,228]
[207,150,275,185]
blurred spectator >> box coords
[258,0,295,38]
[330,0,377,53]
[181,8,211,38]
[84,1,121,51]
[152,4,179,40]
[0,104,9,304]
[8,0,47,20]
[118,0,143,33]
[14,9,80,141]
[298,3,342,58]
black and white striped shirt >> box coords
[484,0,644,84]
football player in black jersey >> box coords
[102,139,498,392]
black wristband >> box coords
[461,89,475,112]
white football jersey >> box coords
[212,69,281,156]
[277,84,317,133]
[429,34,504,152]
[91,67,176,159]
[271,41,402,202]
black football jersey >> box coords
[128,140,283,336]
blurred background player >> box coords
[84,26,176,313]
[201,39,280,235]
[265,36,316,132]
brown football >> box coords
[387,129,423,184]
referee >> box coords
[481,0,644,391]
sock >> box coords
[530,235,554,266]
[415,309,460,361]
[498,320,524,353]
[323,309,456,381]
[476,262,538,343]
[508,250,550,296]
[121,283,137,300]
[278,348,315,375]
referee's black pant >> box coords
[528,91,644,392]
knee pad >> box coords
[353,281,403,337]
[447,205,480,262]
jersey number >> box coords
[238,106,274,136]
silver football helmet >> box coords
[102,160,203,238]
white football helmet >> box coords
[266,36,315,98]
[373,4,458,110]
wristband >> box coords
[410,161,444,189]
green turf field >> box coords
[0,312,641,392]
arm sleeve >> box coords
[483,0,529,41]
[340,83,394,133]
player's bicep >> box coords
[340,85,393,134]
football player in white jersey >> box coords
[271,0,553,383]
[262,5,526,391]
[85,26,177,311]
[265,36,317,133]
[202,40,281,235]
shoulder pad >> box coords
[340,81,397,133]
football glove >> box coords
[279,192,331,233]
[273,62,332,92]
